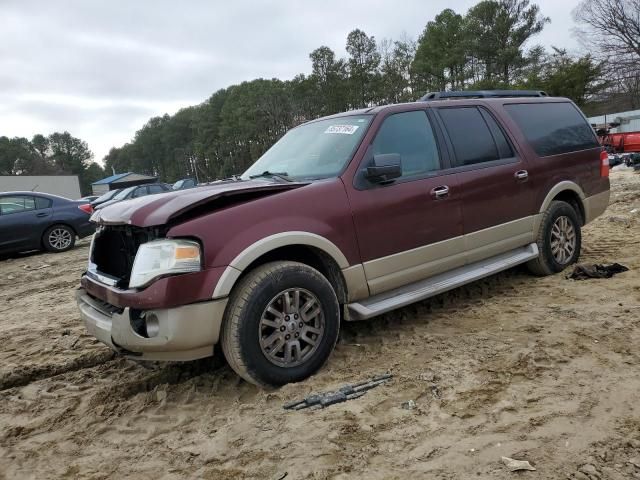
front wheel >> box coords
[221,261,340,387]
[527,200,582,276]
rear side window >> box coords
[148,185,165,194]
[480,109,513,159]
[504,102,599,157]
[439,107,511,166]
[35,196,52,209]
[371,110,441,177]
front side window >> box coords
[439,107,505,166]
[504,102,599,157]
[370,110,441,177]
[0,195,36,215]
[242,115,372,181]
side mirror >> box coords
[365,153,402,183]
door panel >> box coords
[436,106,535,261]
[456,161,534,235]
[0,206,53,251]
[0,195,52,251]
[348,173,463,295]
[347,108,464,295]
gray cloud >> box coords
[1,0,582,163]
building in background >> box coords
[588,109,640,133]
[91,172,157,195]
[0,175,81,199]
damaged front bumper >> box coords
[76,288,227,361]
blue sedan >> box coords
[0,192,95,255]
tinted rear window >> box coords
[504,102,598,157]
[439,107,500,166]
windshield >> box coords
[242,115,372,181]
[94,189,120,202]
[113,186,135,200]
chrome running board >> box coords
[347,243,539,321]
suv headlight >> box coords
[129,239,201,289]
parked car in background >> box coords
[172,178,198,190]
[0,192,94,255]
[79,195,100,203]
[91,189,122,208]
[78,91,609,387]
[93,183,171,210]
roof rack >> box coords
[419,90,548,101]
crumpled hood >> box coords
[91,180,308,227]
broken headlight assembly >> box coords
[129,239,201,289]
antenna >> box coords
[31,184,39,192]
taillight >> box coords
[78,204,93,214]
[600,150,609,177]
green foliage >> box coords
[345,29,381,107]
[520,48,607,106]
[0,132,103,195]
[412,9,467,91]
[466,0,549,83]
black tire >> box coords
[527,200,581,276]
[42,224,76,253]
[221,261,340,387]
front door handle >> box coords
[431,185,450,199]
[514,170,529,181]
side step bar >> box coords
[347,243,539,321]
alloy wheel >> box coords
[49,228,73,250]
[550,215,576,264]
[258,288,325,367]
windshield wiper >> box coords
[249,171,292,182]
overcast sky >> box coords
[1,0,583,165]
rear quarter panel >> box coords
[53,201,94,237]
[489,100,609,212]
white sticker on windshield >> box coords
[324,125,359,135]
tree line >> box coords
[105,0,611,183]
[2,0,638,189]
[0,132,104,195]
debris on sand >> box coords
[283,373,392,411]
[501,456,536,472]
[566,263,629,280]
[401,399,416,410]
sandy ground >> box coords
[1,170,640,480]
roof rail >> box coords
[419,90,548,101]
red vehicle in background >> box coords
[596,123,640,154]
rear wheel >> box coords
[43,224,76,252]
[527,200,581,276]
[221,261,340,387]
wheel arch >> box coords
[213,232,351,304]
[539,181,586,225]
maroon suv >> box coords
[77,91,610,386]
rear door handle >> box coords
[431,185,450,199]
[514,170,529,181]
[36,212,48,217]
